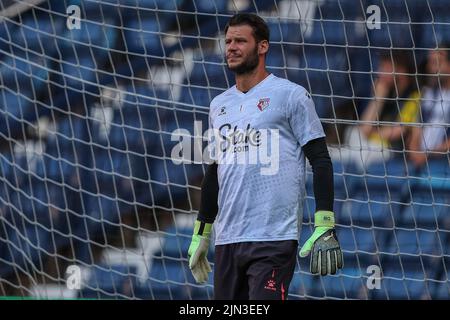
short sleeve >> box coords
[207,106,218,162]
[287,87,325,146]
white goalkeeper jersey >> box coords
[208,73,325,245]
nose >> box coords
[227,40,237,51]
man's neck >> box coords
[235,68,270,93]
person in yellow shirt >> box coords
[408,43,450,167]
[338,50,420,169]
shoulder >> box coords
[210,86,236,110]
[269,76,311,104]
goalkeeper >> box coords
[187,13,343,300]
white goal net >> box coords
[0,0,449,299]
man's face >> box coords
[225,25,260,75]
[427,49,450,75]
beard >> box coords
[226,45,259,75]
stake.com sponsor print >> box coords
[170,120,280,176]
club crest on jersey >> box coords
[257,98,270,111]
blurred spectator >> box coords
[408,42,450,167]
[335,50,420,169]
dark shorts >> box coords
[214,240,298,300]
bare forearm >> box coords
[378,125,404,141]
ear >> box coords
[258,40,269,55]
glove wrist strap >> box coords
[314,211,335,228]
[194,219,212,237]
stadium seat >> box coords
[123,17,164,65]
[295,46,353,118]
[81,0,122,22]
[418,0,450,48]
[58,18,117,65]
[59,54,98,97]
[342,160,409,228]
[320,275,347,299]
[428,280,450,300]
[144,258,208,299]
[14,17,60,56]
[341,275,368,299]
[402,183,450,230]
[0,20,15,58]
[0,47,50,94]
[366,0,422,49]
[79,264,138,299]
[336,226,356,252]
[159,225,214,261]
[186,53,232,90]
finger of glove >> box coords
[189,239,208,269]
[329,250,337,275]
[202,256,212,273]
[299,238,314,258]
[199,259,211,283]
[321,250,328,276]
[192,264,207,284]
[189,247,201,269]
[311,249,319,274]
[336,249,344,269]
[199,259,210,283]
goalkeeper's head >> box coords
[224,13,270,75]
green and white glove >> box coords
[299,211,344,276]
[188,220,212,284]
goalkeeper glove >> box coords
[299,211,343,275]
[188,220,212,284]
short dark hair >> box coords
[224,13,270,43]
[379,49,416,74]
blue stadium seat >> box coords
[342,160,409,228]
[0,91,41,139]
[79,264,138,299]
[236,0,279,13]
[318,0,369,46]
[143,258,212,299]
[320,275,346,299]
[288,272,305,299]
[123,17,164,64]
[121,0,180,28]
[59,54,98,93]
[352,228,377,253]
[297,273,324,298]
[14,17,60,56]
[0,20,15,58]
[402,185,450,230]
[428,280,450,300]
[317,273,367,299]
[81,0,122,22]
[418,0,450,49]
[336,226,356,252]
[186,54,233,90]
[341,275,368,299]
[160,226,214,261]
[179,0,228,38]
[295,46,353,117]
[266,20,302,79]
[58,18,117,65]
[366,0,422,49]
[182,0,227,14]
[0,48,49,94]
